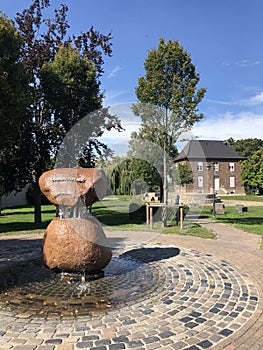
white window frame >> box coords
[230,176,235,188]
[214,162,219,174]
[197,162,203,171]
[229,162,235,172]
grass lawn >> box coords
[92,199,215,238]
[202,205,263,236]
[3,197,261,238]
[0,200,214,239]
[0,205,55,235]
[162,221,216,238]
[219,194,263,202]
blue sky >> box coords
[1,0,263,154]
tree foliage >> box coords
[7,0,121,223]
[0,13,29,146]
[0,13,30,204]
[134,38,206,125]
[40,45,102,131]
[109,158,161,195]
[132,38,206,202]
[241,148,263,194]
[227,137,263,159]
[173,163,193,186]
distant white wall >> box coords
[1,184,30,208]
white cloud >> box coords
[100,102,263,157]
[205,91,263,107]
[192,112,263,140]
[107,65,123,78]
[247,91,263,105]
[204,98,236,106]
[235,59,262,67]
[222,59,262,67]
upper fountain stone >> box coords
[39,168,107,207]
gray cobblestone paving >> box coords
[0,223,262,349]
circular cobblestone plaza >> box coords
[0,222,262,350]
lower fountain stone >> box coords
[43,217,112,272]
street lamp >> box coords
[206,162,216,216]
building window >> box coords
[229,162,235,172]
[198,176,203,188]
[214,162,219,174]
[197,162,203,171]
[230,176,235,188]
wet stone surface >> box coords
[0,252,165,318]
[0,238,259,349]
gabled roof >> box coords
[174,140,246,162]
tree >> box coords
[174,163,193,186]
[128,129,178,200]
[40,45,102,131]
[13,0,121,224]
[0,12,29,146]
[100,156,161,196]
[227,138,263,159]
[241,149,263,194]
[0,13,30,213]
[132,38,206,204]
[41,45,121,168]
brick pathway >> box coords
[0,219,262,350]
[150,218,263,350]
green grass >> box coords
[1,199,262,239]
[205,205,263,236]
[0,200,214,239]
[219,194,263,202]
[162,221,216,238]
[0,205,55,234]
[92,199,215,238]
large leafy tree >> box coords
[40,45,102,131]
[0,13,30,211]
[13,0,121,223]
[40,45,121,168]
[241,149,263,194]
[110,158,161,195]
[132,38,206,205]
[227,137,263,159]
[0,13,29,145]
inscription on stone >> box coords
[51,176,86,183]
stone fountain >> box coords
[0,167,165,319]
[39,168,112,276]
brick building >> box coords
[174,140,246,201]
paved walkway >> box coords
[150,218,263,350]
[0,219,262,350]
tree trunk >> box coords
[163,108,168,205]
[33,183,42,225]
[163,149,168,204]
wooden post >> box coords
[146,203,149,225]
[150,207,153,229]
[180,205,183,230]
[162,205,167,228]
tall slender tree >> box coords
[132,38,206,207]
